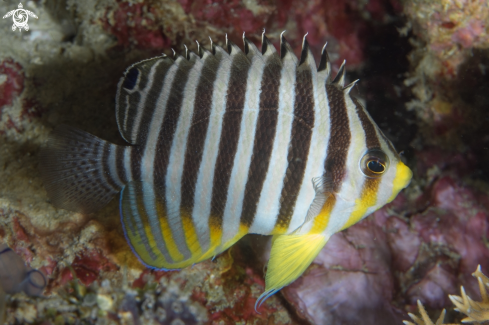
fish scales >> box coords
[39,32,413,308]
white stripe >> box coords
[123,146,133,183]
[249,56,296,235]
[192,47,233,237]
[96,144,118,192]
[108,144,124,188]
[130,60,163,142]
[165,56,205,248]
[140,60,180,182]
[221,56,264,243]
[365,118,397,216]
[288,65,331,234]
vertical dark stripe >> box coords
[352,97,380,149]
[274,68,315,229]
[116,146,127,183]
[324,85,351,192]
[101,142,121,191]
[153,57,196,190]
[152,57,196,259]
[209,51,251,229]
[130,60,173,181]
[180,55,220,214]
[240,58,281,227]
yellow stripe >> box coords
[180,208,202,256]
[340,178,380,231]
[309,195,336,233]
[155,197,184,262]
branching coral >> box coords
[449,265,489,323]
[403,300,455,325]
[405,265,489,325]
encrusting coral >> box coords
[405,265,489,325]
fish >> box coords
[39,31,413,308]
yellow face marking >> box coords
[309,195,336,234]
[155,197,185,262]
[340,178,381,231]
[387,161,412,203]
[180,208,202,256]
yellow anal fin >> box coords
[256,233,329,310]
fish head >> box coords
[339,130,412,230]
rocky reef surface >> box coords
[0,0,488,324]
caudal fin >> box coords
[39,125,127,214]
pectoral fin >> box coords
[255,233,330,310]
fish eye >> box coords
[360,149,389,178]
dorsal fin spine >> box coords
[332,60,346,87]
[209,37,216,55]
[195,40,203,58]
[184,44,190,60]
[299,32,310,66]
[318,43,332,83]
[280,31,298,64]
[343,79,359,94]
[243,32,250,55]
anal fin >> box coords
[120,181,247,270]
[256,233,330,310]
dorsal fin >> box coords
[280,31,298,64]
[188,51,200,63]
[261,31,276,56]
[183,44,190,60]
[332,60,346,87]
[227,39,243,57]
[243,33,260,58]
[195,40,203,58]
[318,43,331,81]
[225,33,231,54]
[209,36,216,55]
[298,33,317,73]
[343,79,359,94]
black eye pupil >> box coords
[368,160,384,173]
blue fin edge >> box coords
[119,189,179,272]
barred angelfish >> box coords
[40,32,412,307]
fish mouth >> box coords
[387,161,413,202]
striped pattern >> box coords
[39,34,407,271]
[39,33,413,304]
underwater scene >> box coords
[0,0,488,324]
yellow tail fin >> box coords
[256,233,330,310]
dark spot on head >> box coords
[123,67,139,90]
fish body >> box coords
[40,32,412,305]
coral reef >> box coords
[402,0,489,149]
[0,0,488,324]
[404,265,489,325]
